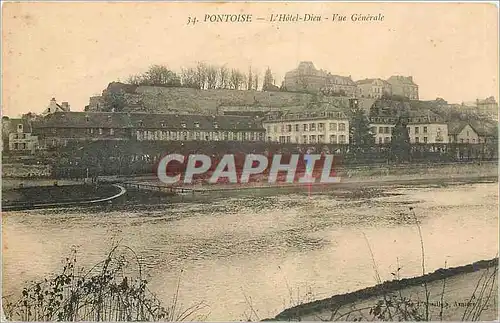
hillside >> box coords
[87,82,376,115]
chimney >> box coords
[61,102,70,111]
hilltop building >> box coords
[356,78,392,99]
[386,76,419,100]
[476,96,498,117]
[283,61,357,96]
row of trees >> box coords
[126,64,277,91]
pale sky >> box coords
[2,2,498,117]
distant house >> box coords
[42,98,71,115]
[356,78,392,99]
[386,76,419,100]
[447,122,482,144]
[1,117,39,154]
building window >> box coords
[302,135,307,143]
[138,120,143,127]
[194,122,200,128]
[415,137,419,143]
[339,123,346,131]
[460,139,464,143]
[378,127,383,134]
[286,136,291,143]
[310,123,316,131]
[423,126,428,133]
[309,135,316,143]
[339,135,346,144]
[110,128,114,135]
[318,123,324,131]
[295,124,299,132]
[384,127,389,134]
[330,135,337,144]
[318,135,324,143]
[330,123,337,131]
[415,127,419,134]
[280,125,285,133]
[384,137,390,143]
[466,130,469,136]
[303,124,308,131]
[286,124,292,132]
[424,137,428,143]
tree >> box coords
[349,103,375,147]
[254,73,259,91]
[127,65,180,87]
[180,67,199,89]
[219,65,229,89]
[390,117,411,163]
[206,65,218,89]
[262,67,274,91]
[247,67,253,90]
[102,89,127,112]
[229,69,245,90]
[143,65,180,86]
[196,62,208,90]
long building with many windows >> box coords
[33,111,265,148]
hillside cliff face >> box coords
[87,83,320,114]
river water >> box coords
[2,180,498,321]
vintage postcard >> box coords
[1,1,498,321]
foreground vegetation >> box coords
[2,245,207,321]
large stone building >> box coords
[356,78,392,99]
[283,61,357,96]
[386,76,419,100]
[263,109,350,144]
[476,96,498,118]
[33,111,265,148]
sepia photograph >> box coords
[1,1,499,321]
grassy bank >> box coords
[269,258,498,321]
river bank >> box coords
[105,162,498,203]
[269,258,498,321]
[1,183,125,211]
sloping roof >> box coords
[33,112,264,131]
[387,75,417,85]
[4,118,32,133]
[355,78,390,86]
[355,78,376,85]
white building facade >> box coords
[263,110,350,144]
